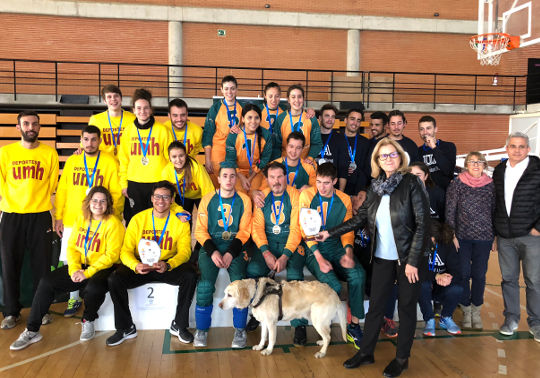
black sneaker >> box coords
[246,316,260,332]
[170,320,194,344]
[293,325,307,345]
[106,324,137,346]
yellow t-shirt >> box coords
[55,151,123,226]
[0,142,59,213]
[120,208,191,271]
[163,120,203,158]
[161,160,215,200]
[67,214,125,278]
[88,110,136,158]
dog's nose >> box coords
[218,302,223,309]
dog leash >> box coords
[251,281,284,321]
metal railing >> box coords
[0,58,531,110]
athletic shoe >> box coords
[246,316,260,332]
[499,318,519,336]
[293,325,307,345]
[193,329,208,347]
[80,319,95,341]
[382,317,399,338]
[64,298,83,317]
[529,327,540,343]
[42,313,53,325]
[231,328,247,348]
[433,302,442,318]
[439,317,462,335]
[106,324,137,346]
[1,315,21,329]
[346,323,363,349]
[169,320,194,344]
[423,318,436,336]
[10,329,43,350]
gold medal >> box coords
[114,146,117,155]
[222,231,232,240]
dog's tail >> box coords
[336,302,347,342]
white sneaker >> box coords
[193,329,208,347]
[80,320,95,341]
[231,328,247,348]
[42,313,53,325]
[1,315,21,329]
[10,329,43,350]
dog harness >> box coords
[251,282,284,321]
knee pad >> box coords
[196,280,216,307]
[233,307,248,329]
[195,305,213,330]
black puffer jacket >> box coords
[493,155,540,238]
[329,173,430,267]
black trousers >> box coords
[26,265,113,332]
[360,257,427,359]
[0,211,53,317]
[108,263,197,331]
[124,181,155,223]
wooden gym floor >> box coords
[1,253,539,377]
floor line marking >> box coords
[498,365,507,375]
[497,348,506,358]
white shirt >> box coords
[374,195,399,260]
[504,156,529,217]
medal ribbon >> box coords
[265,103,278,133]
[136,125,153,161]
[171,122,188,147]
[289,111,303,133]
[84,219,102,262]
[317,192,335,230]
[218,189,237,232]
[429,243,439,271]
[224,99,237,128]
[241,128,257,171]
[270,192,284,228]
[83,152,101,190]
[152,211,171,248]
[107,110,123,148]
[320,131,333,158]
[284,157,300,187]
[345,134,358,163]
[173,169,187,206]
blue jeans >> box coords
[498,235,540,328]
[419,280,463,321]
[458,239,492,306]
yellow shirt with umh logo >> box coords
[118,118,174,188]
[161,160,215,200]
[163,120,203,158]
[67,214,125,278]
[120,208,191,272]
[0,142,59,213]
[55,151,123,227]
[88,110,136,159]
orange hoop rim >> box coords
[470,32,510,44]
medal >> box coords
[86,188,91,195]
[222,231,232,240]
[136,123,153,168]
[272,225,281,235]
[349,162,357,170]
[345,133,358,173]
[141,156,149,166]
[129,198,135,208]
[113,147,117,155]
[318,191,335,231]
[270,191,284,236]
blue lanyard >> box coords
[284,157,300,187]
[84,219,102,260]
[320,131,333,158]
[345,134,358,162]
[173,169,187,206]
[422,139,440,151]
[136,125,153,160]
[429,243,439,272]
[241,128,257,170]
[171,122,188,146]
[218,189,237,232]
[107,110,123,148]
[224,99,237,128]
[83,152,101,190]
[152,211,171,248]
[317,192,335,230]
[289,111,303,133]
[265,103,278,133]
[270,192,284,227]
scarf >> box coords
[458,171,492,188]
[134,115,155,130]
[371,172,403,196]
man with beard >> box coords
[0,111,59,329]
[163,98,203,158]
[54,125,123,317]
[318,104,341,167]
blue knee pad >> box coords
[233,307,248,329]
[195,305,213,331]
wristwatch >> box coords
[165,262,171,271]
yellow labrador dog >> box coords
[219,277,346,358]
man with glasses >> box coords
[493,132,540,342]
[106,181,197,346]
[417,115,456,190]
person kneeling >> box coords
[11,187,125,350]
[106,181,197,346]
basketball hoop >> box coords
[469,32,519,66]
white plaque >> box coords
[299,207,322,241]
[138,238,161,265]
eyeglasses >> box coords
[153,194,172,201]
[378,151,400,161]
[467,161,485,166]
[90,199,107,204]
